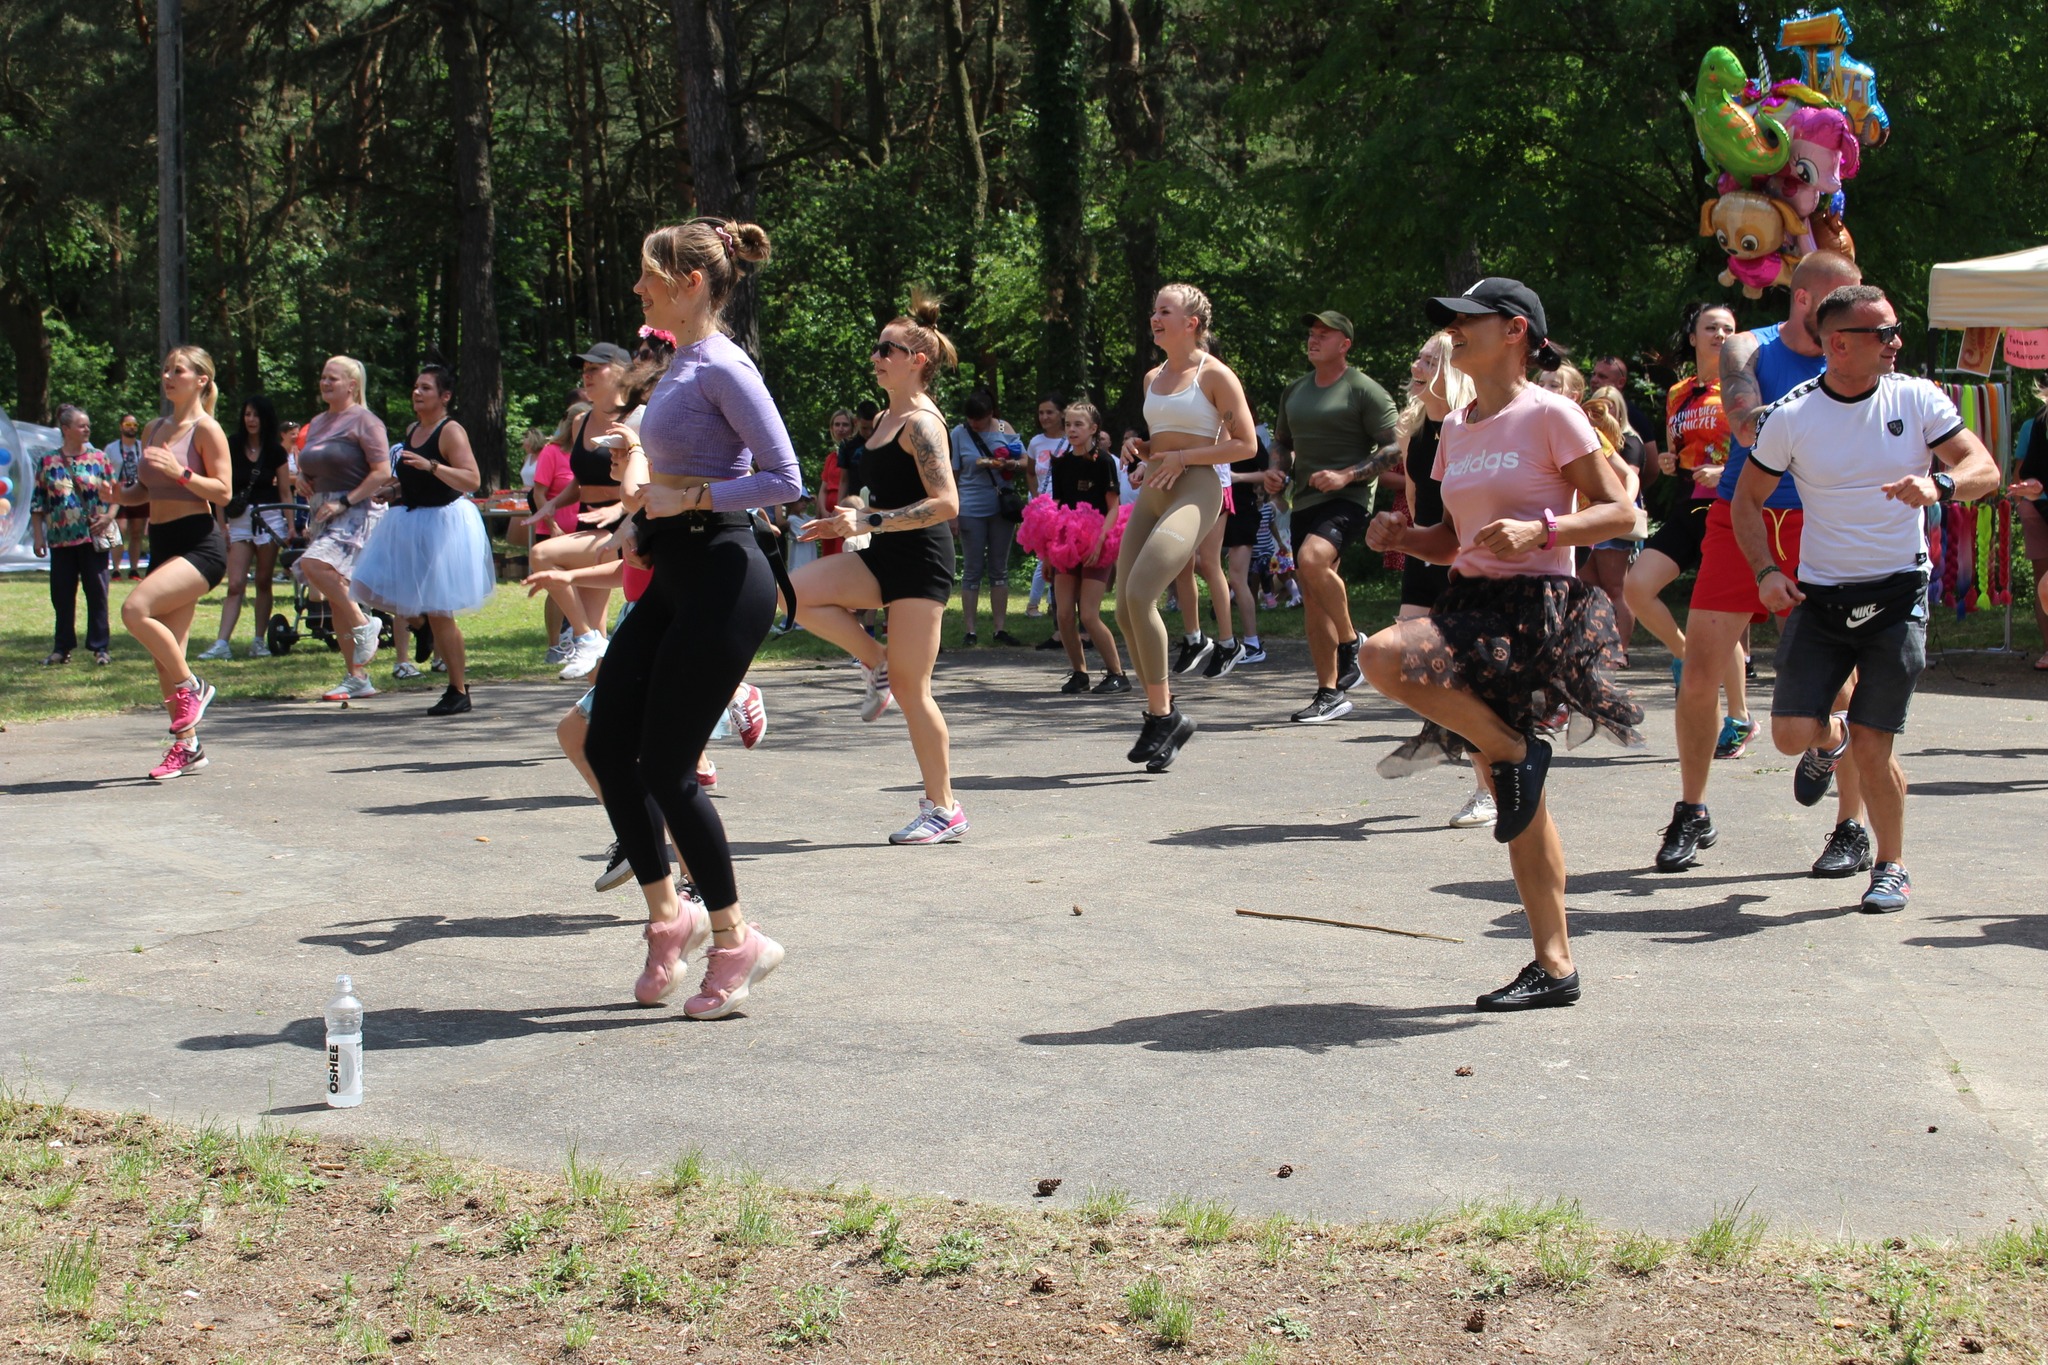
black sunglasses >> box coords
[871,339,911,359]
[1834,323,1905,344]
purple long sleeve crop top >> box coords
[640,332,802,512]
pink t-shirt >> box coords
[1433,385,1602,580]
[532,443,580,536]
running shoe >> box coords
[544,641,571,665]
[349,620,380,667]
[92,649,110,666]
[1655,802,1717,872]
[1793,711,1849,807]
[1376,722,1458,777]
[559,632,607,681]
[1143,710,1197,773]
[196,639,232,662]
[1860,862,1911,914]
[248,636,271,658]
[425,686,471,717]
[962,631,978,647]
[697,761,717,791]
[1237,642,1267,666]
[1091,672,1132,695]
[392,660,423,680]
[634,902,714,1005]
[1126,710,1172,764]
[166,677,216,733]
[321,673,379,701]
[683,925,786,1020]
[149,738,208,781]
[1670,658,1684,690]
[1171,634,1214,676]
[890,798,969,845]
[1714,715,1756,760]
[1449,789,1497,829]
[1061,670,1090,695]
[413,620,435,663]
[1036,635,1064,651]
[1203,638,1247,678]
[726,683,767,748]
[430,657,448,673]
[1475,961,1581,1012]
[595,841,636,893]
[1534,702,1570,735]
[1812,818,1873,879]
[1334,633,1365,692]
[859,661,893,722]
[992,629,1021,646]
[1488,735,1551,843]
[1292,689,1353,724]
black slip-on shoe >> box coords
[1489,736,1552,843]
[1060,670,1090,695]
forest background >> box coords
[2,0,2043,486]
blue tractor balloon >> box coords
[0,404,28,555]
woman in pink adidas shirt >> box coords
[1362,279,1641,1014]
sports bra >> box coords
[140,422,209,510]
[568,413,622,500]
[1143,353,1224,440]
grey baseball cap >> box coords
[576,342,633,367]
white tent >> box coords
[1927,244,2048,329]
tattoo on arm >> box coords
[874,413,957,530]
[1356,443,1402,479]
[1719,333,1764,443]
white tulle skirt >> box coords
[349,500,497,617]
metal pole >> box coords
[156,0,187,370]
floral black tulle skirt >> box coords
[1398,572,1643,749]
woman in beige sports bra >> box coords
[106,346,233,780]
[1115,283,1256,773]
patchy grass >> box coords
[3,1096,2046,1361]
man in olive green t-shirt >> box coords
[1264,310,1400,723]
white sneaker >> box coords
[321,673,379,701]
[349,620,380,667]
[889,798,968,845]
[726,683,767,749]
[392,660,423,680]
[196,639,232,662]
[248,636,271,658]
[559,632,607,681]
[544,642,570,664]
[430,657,448,673]
[1449,789,1497,829]
[859,661,893,722]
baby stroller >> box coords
[252,501,395,656]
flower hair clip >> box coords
[638,325,677,346]
[713,224,736,256]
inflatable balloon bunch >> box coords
[1685,9,1889,298]
[0,403,27,554]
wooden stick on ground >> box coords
[1235,907,1465,944]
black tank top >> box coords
[397,419,463,507]
[569,413,622,500]
[1406,418,1444,526]
[857,421,932,511]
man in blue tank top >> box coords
[1654,251,1874,879]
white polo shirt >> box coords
[1749,373,1965,586]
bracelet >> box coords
[1541,508,1558,550]
[1754,563,1784,586]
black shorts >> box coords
[148,512,227,589]
[1772,579,1928,734]
[1401,556,1451,610]
[856,524,956,605]
[1291,498,1370,557]
[1642,497,1711,571]
[1222,496,1262,549]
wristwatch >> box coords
[1931,472,1956,503]
[865,512,885,530]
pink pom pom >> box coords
[1017,494,1061,556]
[1098,504,1132,567]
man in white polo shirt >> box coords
[1734,284,1999,913]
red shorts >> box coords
[1690,498,1803,622]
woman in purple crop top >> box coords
[582,217,802,1021]
[294,355,393,702]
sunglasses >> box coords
[1834,323,1905,344]
[871,339,911,359]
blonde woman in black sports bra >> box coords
[1116,283,1257,773]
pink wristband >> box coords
[1541,507,1558,550]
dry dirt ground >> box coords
[3,1096,2046,1364]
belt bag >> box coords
[1797,568,1928,635]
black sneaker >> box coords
[1091,672,1132,695]
[962,631,978,647]
[1036,635,1064,651]
[1060,670,1090,695]
[992,630,1022,647]
[426,686,471,717]
[1654,802,1717,872]
[1334,632,1365,692]
[1145,710,1198,773]
[1794,712,1848,807]
[594,841,635,893]
[1172,635,1214,676]
[413,618,435,664]
[1203,638,1247,678]
[1475,961,1581,1012]
[1291,688,1353,724]
[1860,862,1912,913]
[1488,736,1551,843]
[1126,711,1171,764]
[1811,818,1874,879]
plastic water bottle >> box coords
[324,975,364,1108]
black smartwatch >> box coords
[1931,472,1956,503]
[865,512,885,530]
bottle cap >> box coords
[337,975,353,994]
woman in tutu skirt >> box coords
[1019,400,1129,694]
[351,364,495,716]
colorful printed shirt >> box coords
[30,445,114,548]
[1665,376,1731,500]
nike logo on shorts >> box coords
[1846,604,1879,628]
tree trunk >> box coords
[0,274,50,422]
[938,0,988,225]
[439,0,507,487]
[859,0,890,165]
[1026,0,1089,400]
[1104,0,1166,433]
[673,0,763,355]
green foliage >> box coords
[1161,1192,1235,1246]
[41,1232,99,1317]
[1077,1184,1132,1226]
[1470,1196,1589,1244]
[1262,1307,1314,1340]
[656,1146,705,1195]
[770,1283,849,1347]
[1535,1230,1599,1289]
[724,1189,784,1248]
[1125,1273,1196,1348]
[1986,1223,2048,1275]
[1689,1196,1768,1267]
[615,1254,666,1311]
[1611,1230,1673,1276]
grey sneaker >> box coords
[320,673,380,701]
[349,620,380,667]
[196,639,232,662]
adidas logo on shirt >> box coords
[1442,450,1521,478]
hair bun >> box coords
[909,285,944,328]
[730,222,772,265]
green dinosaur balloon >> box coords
[1684,46,1792,181]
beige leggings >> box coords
[1114,473,1224,686]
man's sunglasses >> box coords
[871,339,911,359]
[1834,323,1905,344]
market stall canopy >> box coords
[1928,245,2048,329]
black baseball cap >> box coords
[576,342,633,367]
[1425,278,1555,360]
[1300,310,1354,340]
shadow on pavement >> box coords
[886,770,1150,793]
[1154,815,1419,848]
[1483,892,1861,945]
[1,776,158,798]
[355,793,590,817]
[1906,914,2048,952]
[1895,777,2048,799]
[1434,867,1810,903]
[1020,1001,1481,1054]
[301,911,632,955]
[332,756,559,776]
[179,1002,673,1053]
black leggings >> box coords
[584,515,777,910]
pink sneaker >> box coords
[727,683,767,749]
[684,926,785,1020]
[166,678,215,734]
[634,901,712,1005]
[149,739,209,781]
